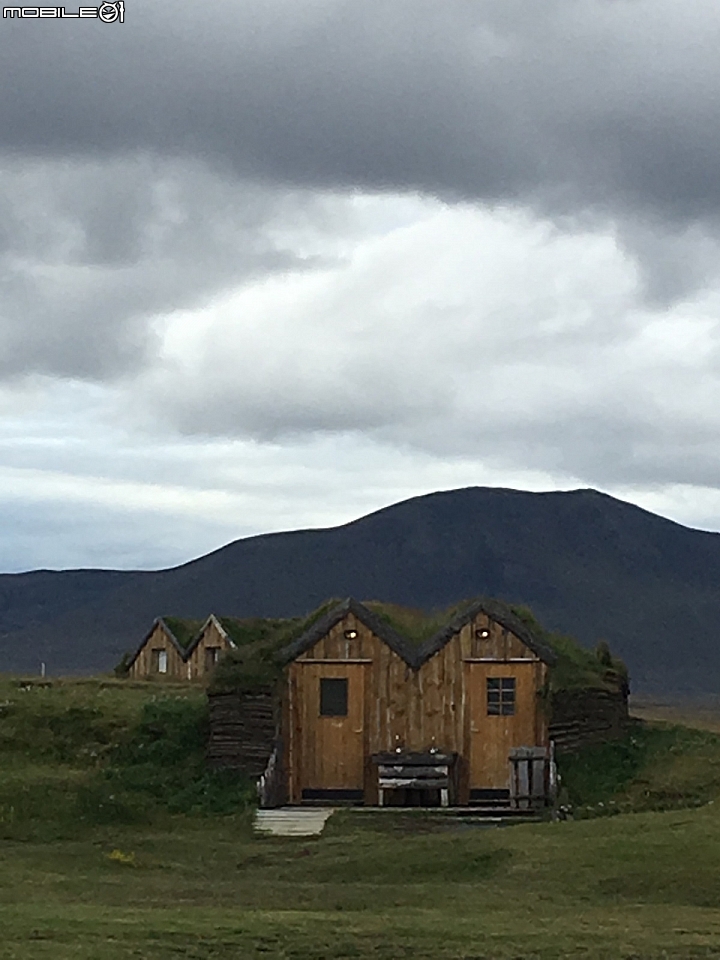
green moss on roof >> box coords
[509,605,628,693]
[206,596,628,697]
[161,617,204,651]
[217,617,297,648]
[208,600,340,695]
[362,599,477,646]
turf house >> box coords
[206,597,629,810]
[127,614,237,680]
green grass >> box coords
[160,617,205,651]
[217,616,302,648]
[510,605,627,692]
[208,600,341,694]
[2,807,720,958]
[363,598,476,645]
[0,675,254,839]
[207,596,628,697]
[4,676,720,958]
[557,720,720,817]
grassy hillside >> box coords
[3,677,720,957]
[0,675,254,840]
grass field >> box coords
[631,695,720,733]
[3,676,720,959]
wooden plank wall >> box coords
[129,619,233,682]
[286,609,549,803]
[127,623,187,680]
[186,620,233,679]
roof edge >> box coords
[182,613,231,660]
[414,598,558,666]
[279,597,419,667]
[126,617,189,668]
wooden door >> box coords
[466,662,538,790]
[297,663,366,800]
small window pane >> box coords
[487,677,515,716]
[320,678,348,717]
[157,650,167,673]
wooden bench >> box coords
[372,751,456,807]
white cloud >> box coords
[4,0,720,569]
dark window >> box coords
[320,677,348,716]
[487,677,515,716]
[205,647,220,671]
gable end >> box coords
[279,598,418,667]
[126,617,189,669]
[415,598,557,667]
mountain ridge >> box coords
[0,485,718,694]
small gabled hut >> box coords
[411,598,557,805]
[126,617,201,680]
[276,597,558,807]
[280,598,417,804]
[126,614,235,680]
[204,596,629,809]
[184,615,237,679]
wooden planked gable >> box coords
[127,621,187,680]
[185,615,235,679]
[282,599,553,804]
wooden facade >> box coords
[186,616,234,680]
[279,598,555,807]
[127,614,235,681]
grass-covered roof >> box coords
[216,617,300,649]
[362,599,477,647]
[207,600,340,694]
[206,596,627,696]
[161,617,205,652]
[508,605,628,693]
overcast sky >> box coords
[1,0,720,571]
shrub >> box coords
[106,696,255,816]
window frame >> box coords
[205,646,221,671]
[319,677,349,717]
[152,648,168,675]
[486,676,516,716]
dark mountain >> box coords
[1,486,719,694]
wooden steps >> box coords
[254,807,334,837]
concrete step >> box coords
[254,807,335,837]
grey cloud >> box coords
[3,1,720,229]
[3,0,720,517]
[140,241,720,495]
[0,157,325,379]
[619,221,720,306]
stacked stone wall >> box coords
[206,691,277,776]
[549,686,630,754]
